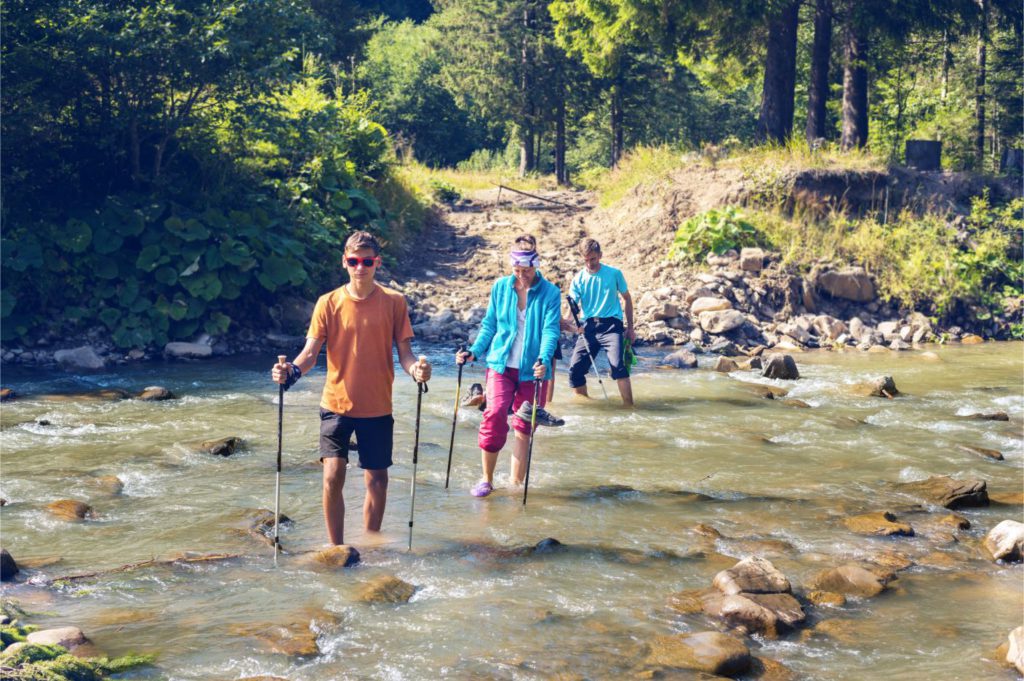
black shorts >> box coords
[319,409,394,470]
[554,343,563,361]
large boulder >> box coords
[312,545,360,569]
[713,556,791,595]
[895,475,989,509]
[984,520,1024,562]
[646,631,751,677]
[53,346,105,372]
[0,548,18,581]
[699,310,747,334]
[761,354,800,380]
[136,386,175,401]
[740,248,765,272]
[809,564,890,598]
[817,267,875,302]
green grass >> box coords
[396,162,552,199]
[577,145,684,207]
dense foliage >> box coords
[2,0,1021,348]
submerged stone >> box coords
[809,564,889,598]
[805,590,846,607]
[356,574,415,604]
[93,475,124,495]
[312,545,360,569]
[956,443,1004,461]
[198,436,243,457]
[843,511,914,537]
[646,631,751,677]
[46,499,93,521]
[26,626,89,650]
[850,376,899,398]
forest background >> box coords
[2,0,1021,350]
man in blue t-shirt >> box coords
[567,238,634,406]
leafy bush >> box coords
[1,55,414,348]
[429,179,461,204]
[669,207,760,262]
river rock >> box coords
[809,564,889,598]
[843,511,914,537]
[699,310,746,334]
[54,346,106,371]
[740,248,764,272]
[313,545,360,568]
[851,376,899,398]
[26,626,89,650]
[895,475,988,509]
[761,354,799,380]
[691,297,732,315]
[713,357,739,373]
[356,574,415,604]
[961,334,984,344]
[663,349,697,369]
[1007,626,1024,674]
[984,520,1024,562]
[652,302,680,320]
[231,622,318,657]
[956,443,1004,461]
[136,386,175,401]
[40,388,130,402]
[991,491,1024,506]
[668,588,712,614]
[701,591,806,638]
[93,475,124,495]
[46,499,93,521]
[962,411,1009,421]
[889,338,911,351]
[645,631,751,677]
[817,267,875,302]
[0,388,14,401]
[805,590,846,607]
[198,436,243,456]
[713,556,791,595]
[164,342,213,359]
[1,549,19,581]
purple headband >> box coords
[510,250,540,268]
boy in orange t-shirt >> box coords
[272,231,431,547]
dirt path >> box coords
[394,186,599,321]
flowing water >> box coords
[1,344,1022,680]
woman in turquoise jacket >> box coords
[455,234,561,497]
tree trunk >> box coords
[806,0,833,142]
[610,81,624,166]
[518,3,536,177]
[129,119,141,187]
[840,18,869,150]
[555,81,568,185]
[975,0,988,168]
[758,0,801,143]
[941,30,952,103]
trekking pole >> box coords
[274,355,286,567]
[445,344,466,489]
[409,356,428,551]
[523,359,543,506]
[566,295,608,399]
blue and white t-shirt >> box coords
[570,264,628,320]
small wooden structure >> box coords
[905,140,942,171]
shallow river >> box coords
[1,343,1022,680]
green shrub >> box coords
[669,207,760,262]
[429,179,461,204]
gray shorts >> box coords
[319,409,393,470]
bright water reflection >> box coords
[1,343,1022,680]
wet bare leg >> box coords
[322,458,347,545]
[617,377,634,407]
[481,448,499,484]
[363,469,388,532]
[511,430,530,484]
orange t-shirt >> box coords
[307,283,414,418]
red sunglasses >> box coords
[345,256,380,268]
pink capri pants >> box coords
[478,367,549,453]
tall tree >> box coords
[758,0,801,143]
[974,0,989,165]
[805,0,833,141]
[840,6,869,149]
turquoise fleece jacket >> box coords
[469,271,561,380]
